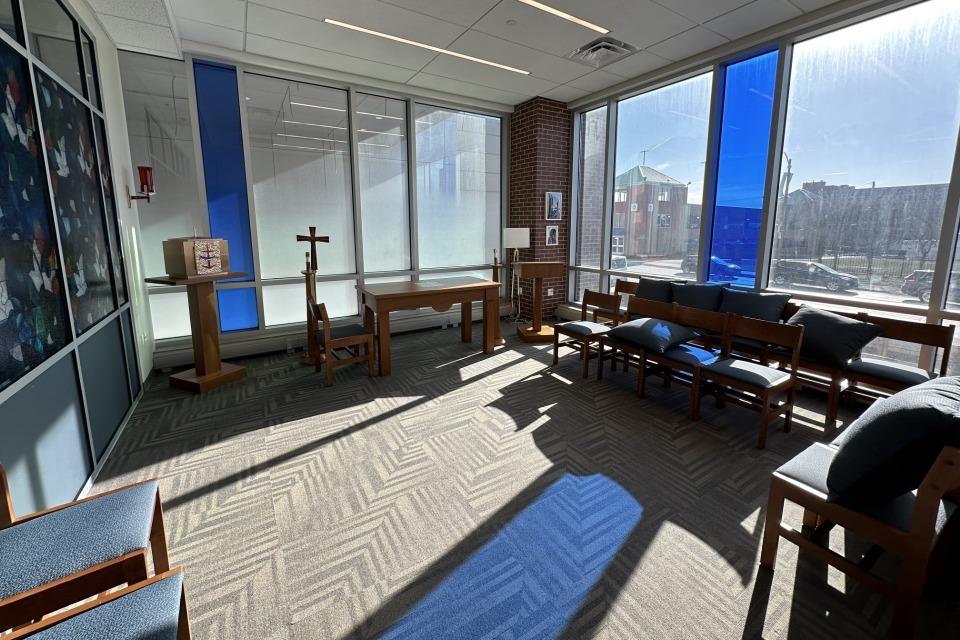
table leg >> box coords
[483,291,496,353]
[461,302,472,343]
[187,281,220,376]
[377,310,392,376]
[532,276,544,332]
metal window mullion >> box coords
[407,98,420,281]
[699,66,725,283]
[185,55,211,237]
[568,111,583,301]
[500,111,509,301]
[755,42,793,291]
[599,98,617,294]
[348,87,365,314]
[235,69,266,332]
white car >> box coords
[610,255,628,271]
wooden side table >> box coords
[513,261,566,343]
[144,272,248,393]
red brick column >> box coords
[508,97,573,320]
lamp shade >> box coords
[503,227,530,249]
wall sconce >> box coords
[127,165,156,206]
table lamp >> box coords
[503,227,530,317]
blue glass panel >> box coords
[217,288,258,332]
[193,60,254,283]
[708,50,778,286]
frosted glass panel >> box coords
[416,106,501,269]
[246,73,355,279]
[149,292,191,339]
[118,52,206,282]
[263,280,357,326]
[420,269,492,281]
[357,93,410,272]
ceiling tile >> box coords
[376,0,500,27]
[244,34,418,84]
[652,0,753,24]
[601,50,672,78]
[541,84,590,103]
[545,0,695,50]
[246,4,441,70]
[250,0,466,47]
[99,15,179,55]
[87,0,170,26]
[789,0,842,10]
[646,26,729,61]
[567,69,624,92]
[418,55,558,96]
[704,0,801,40]
[448,29,594,84]
[170,0,246,32]
[177,17,244,51]
[472,1,600,57]
[406,72,531,105]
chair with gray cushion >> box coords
[699,315,804,448]
[591,279,636,326]
[310,302,376,386]
[7,568,191,639]
[554,290,617,378]
[0,466,170,631]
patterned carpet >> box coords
[94,322,959,639]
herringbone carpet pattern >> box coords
[94,322,959,639]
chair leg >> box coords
[150,493,171,573]
[580,341,589,378]
[760,479,786,570]
[597,342,605,381]
[366,340,374,377]
[553,331,560,366]
[690,369,701,421]
[325,348,335,386]
[890,552,930,640]
[802,508,820,531]
[826,375,841,425]
[611,347,618,372]
[757,393,772,449]
[178,585,192,640]
[637,354,647,398]
[784,387,795,433]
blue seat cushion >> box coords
[703,358,791,388]
[0,481,158,600]
[556,321,609,337]
[661,344,720,367]
[317,324,369,344]
[607,318,698,354]
[31,572,184,640]
[845,357,936,387]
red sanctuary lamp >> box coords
[127,165,156,206]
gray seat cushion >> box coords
[845,357,936,387]
[607,318,698,354]
[662,344,720,367]
[703,358,791,388]
[594,305,628,317]
[0,481,158,600]
[635,277,673,303]
[718,289,791,322]
[776,443,836,496]
[671,283,726,311]
[556,320,610,337]
[31,572,184,640]
[786,306,883,368]
[317,324,369,344]
[827,376,960,506]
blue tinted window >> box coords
[193,60,255,283]
[217,288,258,332]
[708,50,778,286]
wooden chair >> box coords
[553,290,618,378]
[760,444,960,639]
[309,302,375,386]
[698,316,804,449]
[591,279,636,326]
[0,466,170,631]
[598,297,676,378]
[7,568,191,639]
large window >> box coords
[416,105,501,270]
[612,73,712,280]
[572,106,606,301]
[770,0,960,304]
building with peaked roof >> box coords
[612,165,697,259]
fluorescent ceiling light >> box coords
[276,133,341,142]
[517,0,609,34]
[282,119,347,131]
[324,18,530,75]
[274,143,346,153]
[291,101,404,121]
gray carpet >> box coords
[94,322,959,639]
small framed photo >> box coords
[545,225,559,247]
[545,191,562,220]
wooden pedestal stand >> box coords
[144,272,248,393]
[513,261,565,343]
[296,227,330,366]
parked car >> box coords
[679,255,743,281]
[901,270,933,303]
[610,254,629,271]
[771,260,859,292]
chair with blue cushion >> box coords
[0,466,170,631]
[310,301,376,386]
[6,568,190,639]
[553,290,618,378]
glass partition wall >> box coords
[120,51,504,338]
[569,0,960,372]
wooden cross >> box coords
[296,226,330,271]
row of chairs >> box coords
[0,466,190,638]
[554,291,804,448]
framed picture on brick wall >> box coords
[545,191,562,220]
[546,225,559,247]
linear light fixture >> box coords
[282,119,347,131]
[275,134,390,149]
[290,101,404,121]
[324,18,530,75]
[517,0,608,34]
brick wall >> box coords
[508,97,573,320]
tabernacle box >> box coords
[162,237,230,278]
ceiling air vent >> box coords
[567,37,638,68]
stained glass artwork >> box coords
[92,116,127,304]
[0,42,69,390]
[36,69,116,334]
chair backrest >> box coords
[724,315,804,373]
[627,296,675,322]
[912,446,960,537]
[581,290,620,321]
[861,315,955,376]
[309,302,332,343]
[0,464,14,527]
[612,279,637,297]
[673,303,729,336]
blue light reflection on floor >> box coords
[381,474,642,640]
